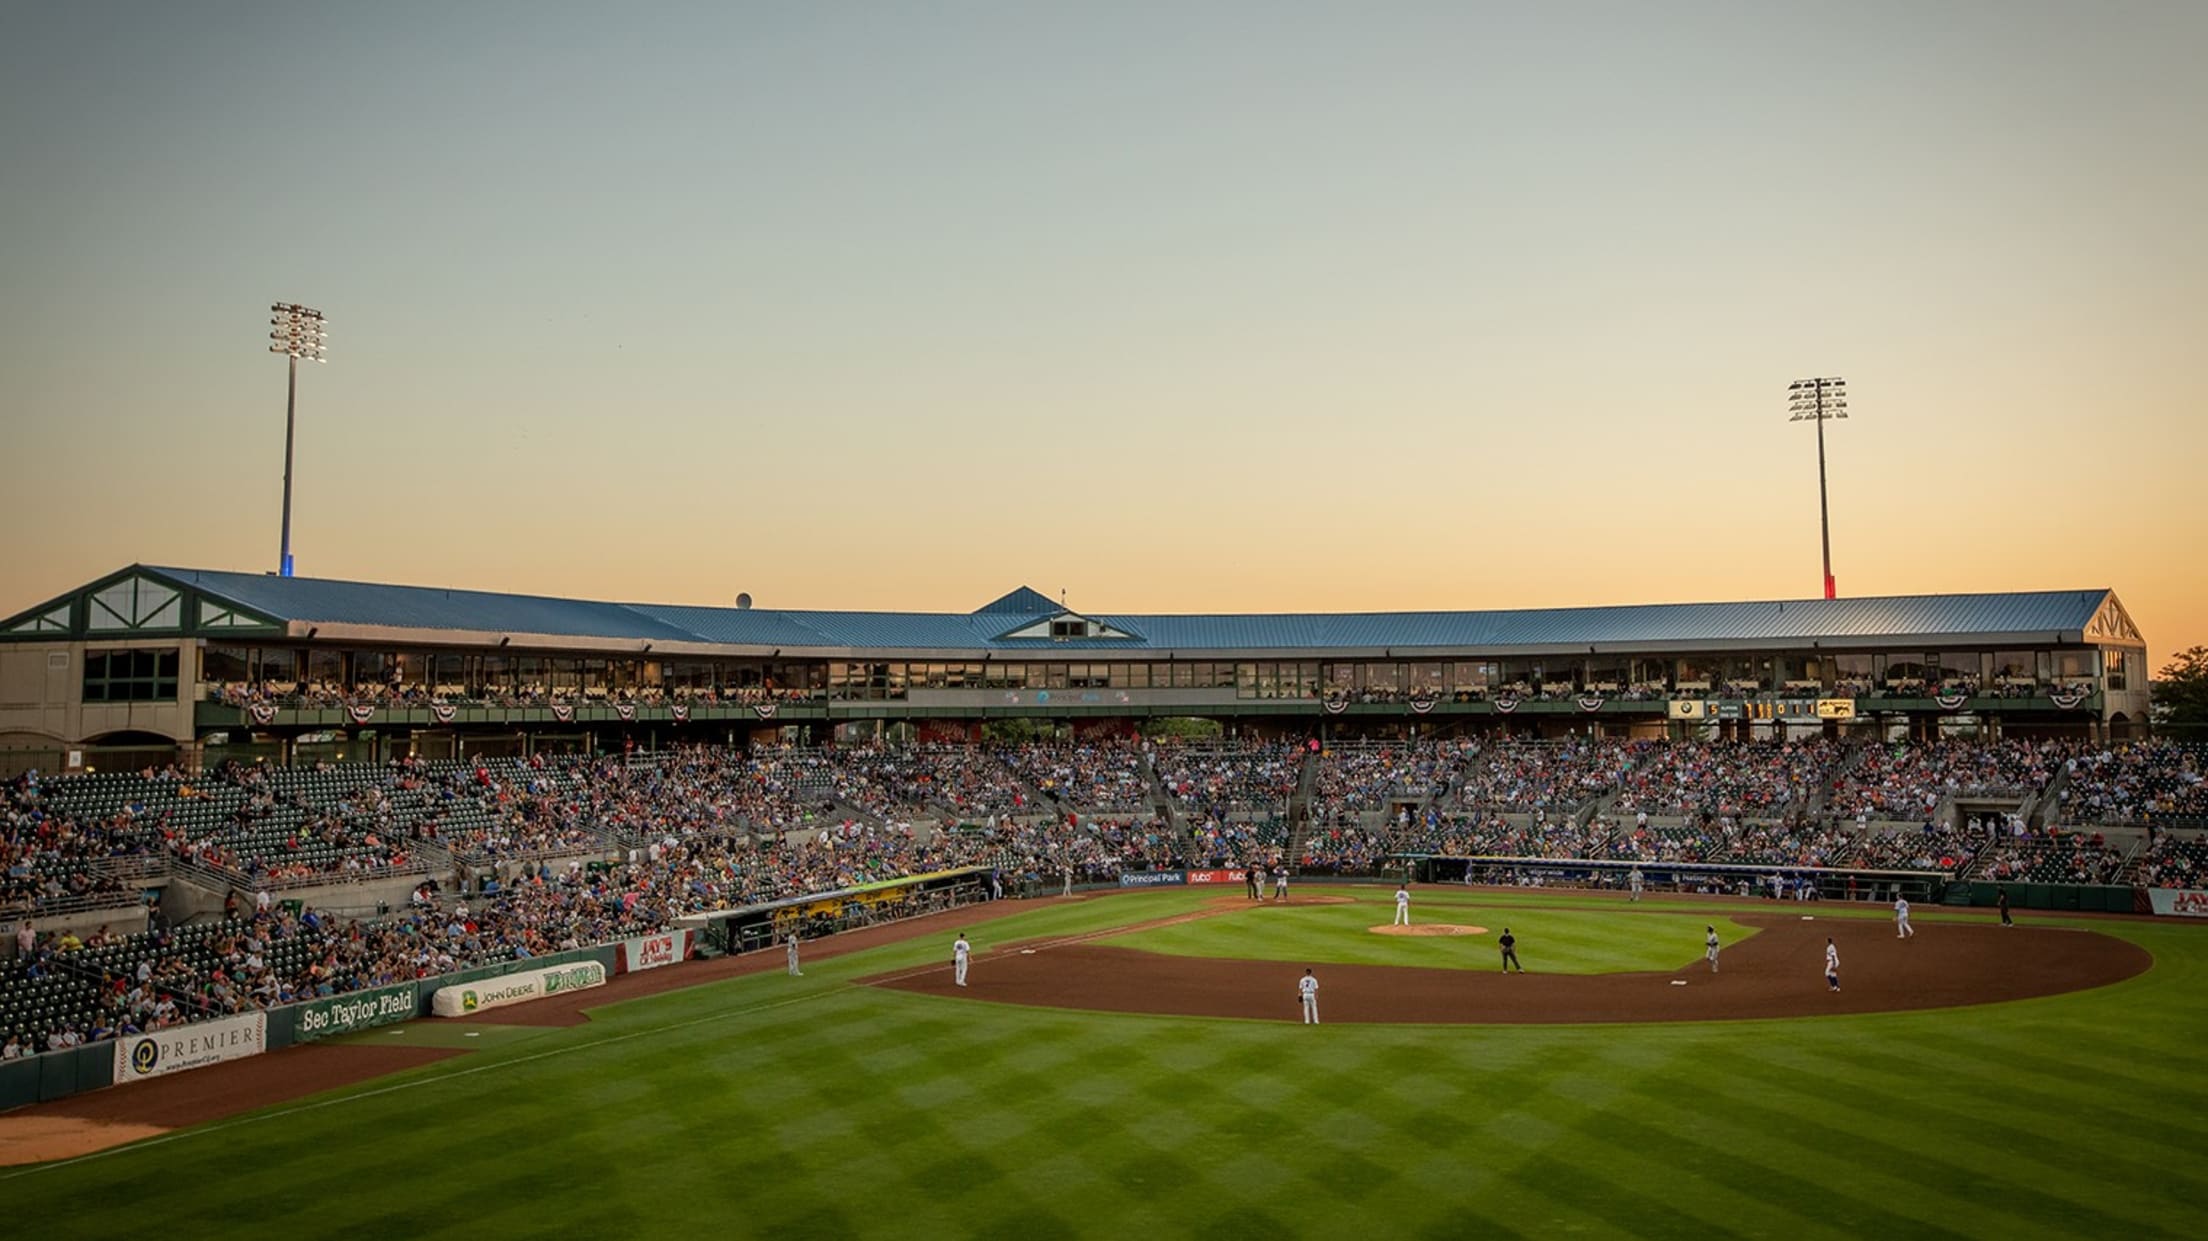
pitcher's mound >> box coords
[1371,923,1488,936]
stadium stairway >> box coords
[1283,747,1320,871]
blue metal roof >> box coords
[155,567,700,642]
[144,567,2118,654]
[972,586,1060,615]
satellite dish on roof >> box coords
[736,593,753,610]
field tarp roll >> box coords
[295,983,420,1041]
[2148,888,2208,918]
[431,960,607,1017]
[113,1012,267,1085]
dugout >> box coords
[1416,855,1950,904]
[677,866,991,956]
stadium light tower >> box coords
[1788,377,1847,600]
[268,303,328,578]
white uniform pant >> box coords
[1301,995,1318,1024]
[1897,916,1913,938]
[1394,904,1410,926]
[954,957,969,985]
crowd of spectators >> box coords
[1439,740,1631,817]
[2134,836,2208,889]
[1157,743,1302,819]
[2058,743,2208,826]
[1610,740,1842,821]
[998,742,1156,815]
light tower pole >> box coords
[1788,377,1847,600]
[268,303,328,577]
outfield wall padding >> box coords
[1964,882,2132,914]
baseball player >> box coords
[1394,884,1411,926]
[1629,866,1644,902]
[1498,927,1523,973]
[1824,937,1840,992]
[1246,867,1262,901]
[786,932,803,977]
[953,933,971,987]
[1298,968,1319,1024]
[1705,925,1721,973]
[1894,896,1915,939]
[1062,864,1074,897]
[1273,866,1289,902]
[1997,885,2013,928]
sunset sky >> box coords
[3,3,2202,663]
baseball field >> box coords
[6,886,2206,1239]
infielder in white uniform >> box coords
[1273,866,1289,902]
[1705,925,1721,973]
[1824,938,1840,992]
[786,932,803,977]
[953,933,971,987]
[1629,867,1645,901]
[1298,968,1319,1024]
[1894,896,1914,939]
[1394,884,1411,926]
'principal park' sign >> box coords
[114,1011,267,1083]
[296,984,418,1041]
[431,960,608,1017]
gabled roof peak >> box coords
[973,586,1061,616]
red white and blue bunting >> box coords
[753,702,779,720]
[345,704,375,725]
[1492,694,1521,714]
[1934,692,1969,711]
[614,703,636,722]
[1577,695,1606,713]
[1322,700,1347,715]
[1408,696,1436,715]
[550,703,575,723]
[247,702,276,726]
[430,703,456,724]
[669,702,690,723]
[2050,690,2089,711]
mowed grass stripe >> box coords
[1633,1051,2093,1236]
[1701,1049,2178,1236]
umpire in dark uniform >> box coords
[1499,927,1524,972]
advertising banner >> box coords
[114,1012,267,1084]
[616,929,692,974]
[1816,698,1858,720]
[295,984,417,1042]
[1667,700,1707,720]
[431,960,608,1017]
[1117,871,1186,888]
[1183,869,1248,885]
[2148,889,2208,918]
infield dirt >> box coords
[871,913,2151,1023]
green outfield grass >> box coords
[1106,892,1758,973]
[9,887,2207,1240]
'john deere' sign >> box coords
[430,960,607,1017]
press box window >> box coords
[84,649,180,703]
